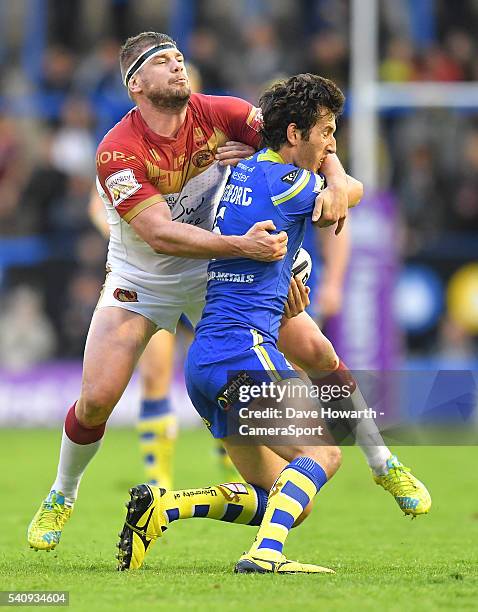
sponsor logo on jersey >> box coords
[105,169,141,206]
[246,106,263,132]
[207,270,255,283]
[192,149,214,168]
[236,162,255,173]
[281,169,300,185]
[113,288,138,302]
[231,171,249,183]
[96,150,136,166]
[216,371,256,411]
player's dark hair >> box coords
[119,32,177,82]
[259,74,345,150]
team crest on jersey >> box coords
[281,169,300,185]
[246,106,263,132]
[113,288,138,302]
[105,169,141,207]
[192,149,214,168]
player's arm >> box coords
[314,221,351,318]
[313,172,363,235]
[215,141,256,167]
[312,154,363,234]
[96,141,287,262]
[88,182,109,239]
[130,201,287,261]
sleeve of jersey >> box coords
[267,165,327,220]
[96,140,164,223]
[207,95,262,149]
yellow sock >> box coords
[160,482,268,525]
[249,457,327,559]
[137,414,177,490]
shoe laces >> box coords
[384,463,418,496]
[37,503,64,529]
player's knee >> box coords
[323,445,342,477]
[305,445,342,479]
[77,389,115,427]
[304,336,339,373]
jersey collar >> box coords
[257,148,285,164]
[133,105,190,149]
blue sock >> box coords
[139,397,172,420]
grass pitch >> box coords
[0,428,477,611]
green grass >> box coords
[0,428,477,611]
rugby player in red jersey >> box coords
[28,31,430,553]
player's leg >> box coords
[116,440,318,571]
[117,346,340,573]
[115,381,273,570]
[224,376,340,574]
[28,307,156,551]
[278,311,431,516]
[137,329,177,489]
[184,296,239,479]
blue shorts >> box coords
[185,332,300,439]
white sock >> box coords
[349,387,391,474]
[51,429,102,505]
[333,387,392,475]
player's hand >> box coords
[284,276,310,318]
[312,185,348,235]
[316,281,344,318]
[240,220,288,261]
[215,141,256,166]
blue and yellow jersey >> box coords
[194,148,326,356]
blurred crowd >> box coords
[0,0,477,368]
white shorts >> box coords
[96,271,207,333]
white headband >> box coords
[123,43,179,87]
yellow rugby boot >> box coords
[116,484,168,570]
[234,551,335,574]
[28,491,73,551]
[374,455,431,516]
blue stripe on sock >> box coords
[221,503,243,522]
[166,508,179,523]
[140,432,155,441]
[289,457,328,492]
[145,453,155,465]
[270,508,295,530]
[249,485,268,526]
[139,398,172,419]
[193,504,210,517]
[281,480,310,509]
[258,538,283,553]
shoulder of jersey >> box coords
[99,108,137,146]
[187,92,208,112]
[265,159,307,187]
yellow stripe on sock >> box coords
[281,468,318,500]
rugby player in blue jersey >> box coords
[116,73,430,574]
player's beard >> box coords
[147,83,191,111]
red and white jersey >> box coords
[96,93,262,286]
